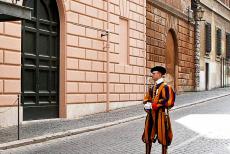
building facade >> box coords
[0,0,146,127]
[3,0,226,127]
[199,0,230,90]
[146,0,195,93]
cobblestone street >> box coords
[1,87,229,144]
[2,95,230,154]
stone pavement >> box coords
[2,94,230,154]
[0,87,230,150]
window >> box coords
[226,33,230,59]
[205,23,212,53]
[119,18,128,64]
[216,28,222,56]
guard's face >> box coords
[151,71,162,81]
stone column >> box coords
[193,0,201,91]
[194,19,200,91]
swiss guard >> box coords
[142,66,176,154]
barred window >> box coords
[226,33,230,59]
[216,28,222,56]
[205,23,212,53]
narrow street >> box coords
[2,95,230,154]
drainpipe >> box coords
[106,0,110,112]
[143,0,147,94]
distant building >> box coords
[199,0,230,90]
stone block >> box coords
[114,84,125,93]
[4,80,20,93]
[67,82,78,93]
[67,70,85,81]
[0,65,20,78]
[79,59,92,70]
[92,61,103,71]
[79,14,92,27]
[67,47,85,59]
[85,94,98,102]
[92,83,103,93]
[86,6,98,18]
[67,34,78,46]
[67,23,85,36]
[70,1,85,14]
[110,73,119,83]
[66,11,78,24]
[78,83,92,93]
[67,94,85,103]
[4,51,20,65]
[4,22,21,37]
[0,50,3,63]
[67,58,78,70]
[0,35,20,51]
[86,72,98,82]
[0,80,3,93]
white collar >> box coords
[156,78,164,85]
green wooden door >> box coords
[21,0,60,120]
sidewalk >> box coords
[0,87,230,150]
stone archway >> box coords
[165,29,178,92]
[56,0,67,118]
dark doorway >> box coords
[21,0,60,120]
[205,63,209,90]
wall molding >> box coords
[200,0,230,23]
[147,0,192,24]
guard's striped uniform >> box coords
[142,81,175,146]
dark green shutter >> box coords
[227,33,230,59]
[216,28,222,56]
[205,23,211,53]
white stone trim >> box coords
[66,101,143,119]
[109,101,142,110]
[66,103,106,119]
[0,106,22,127]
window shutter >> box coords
[216,28,222,56]
[205,23,212,53]
[226,33,230,59]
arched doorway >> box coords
[165,30,177,91]
[21,0,60,120]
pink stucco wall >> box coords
[0,0,146,126]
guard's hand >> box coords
[144,102,152,110]
[152,103,158,111]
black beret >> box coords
[150,66,166,75]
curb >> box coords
[0,93,230,150]
[0,115,145,150]
[171,93,230,111]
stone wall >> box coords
[0,0,146,126]
[146,0,195,92]
[0,20,21,127]
[65,0,146,118]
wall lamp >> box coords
[195,6,205,21]
[188,5,205,23]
